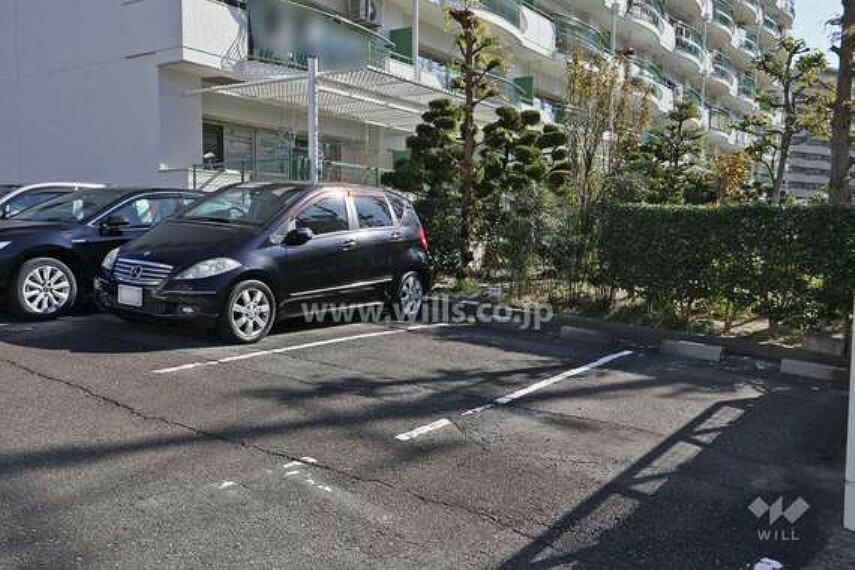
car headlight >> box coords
[174,258,241,280]
[102,247,120,270]
[0,241,10,251]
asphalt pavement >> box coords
[0,311,853,569]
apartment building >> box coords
[0,0,793,189]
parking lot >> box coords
[0,311,853,569]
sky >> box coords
[792,0,839,56]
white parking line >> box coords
[395,349,634,442]
[395,419,453,441]
[151,323,451,374]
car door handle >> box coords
[340,238,357,250]
[390,231,403,241]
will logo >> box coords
[749,496,809,525]
[749,496,809,541]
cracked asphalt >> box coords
[0,312,853,569]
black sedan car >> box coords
[0,187,201,317]
[96,182,430,343]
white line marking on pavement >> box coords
[218,481,237,490]
[151,323,452,374]
[395,418,453,441]
[492,350,634,405]
[397,350,634,441]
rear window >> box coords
[353,194,393,228]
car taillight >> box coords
[418,225,428,251]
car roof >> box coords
[228,181,396,195]
[81,187,198,196]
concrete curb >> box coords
[780,359,848,382]
[661,340,723,362]
[559,326,613,345]
[425,294,851,382]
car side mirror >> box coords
[284,227,313,246]
[99,215,130,235]
[0,205,10,220]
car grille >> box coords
[113,258,174,286]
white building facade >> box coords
[0,0,794,190]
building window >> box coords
[203,123,224,165]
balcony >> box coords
[472,0,556,58]
[673,20,706,74]
[682,88,709,128]
[630,58,673,113]
[415,56,525,106]
[554,15,612,59]
[736,74,758,111]
[624,0,676,51]
[479,0,522,27]
[734,0,761,24]
[709,0,736,46]
[739,29,760,58]
[708,106,736,147]
[768,0,795,26]
[709,52,737,95]
[760,13,783,44]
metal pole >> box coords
[412,0,420,82]
[307,56,319,185]
[845,293,855,530]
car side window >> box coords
[5,191,67,217]
[353,194,393,229]
[109,196,187,227]
[294,194,349,235]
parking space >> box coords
[0,311,853,568]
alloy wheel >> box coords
[230,287,271,341]
[22,264,72,314]
[398,273,424,319]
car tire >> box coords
[12,257,78,319]
[217,279,276,344]
[390,271,426,321]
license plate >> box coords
[117,285,143,308]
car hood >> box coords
[118,220,257,268]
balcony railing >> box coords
[479,0,523,29]
[627,0,667,33]
[740,30,760,55]
[630,57,668,99]
[554,15,612,57]
[709,107,732,132]
[763,14,782,34]
[712,53,736,85]
[417,57,525,105]
[192,155,391,189]
[246,0,395,72]
[739,75,756,99]
[673,21,704,60]
[713,0,735,31]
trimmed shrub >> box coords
[596,204,855,330]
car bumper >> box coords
[94,275,223,321]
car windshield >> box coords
[0,185,21,199]
[14,189,122,223]
[179,184,304,226]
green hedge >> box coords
[596,204,855,329]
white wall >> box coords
[0,0,187,186]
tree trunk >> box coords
[830,0,855,204]
[772,133,792,205]
[458,39,477,278]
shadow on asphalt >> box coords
[496,385,848,569]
